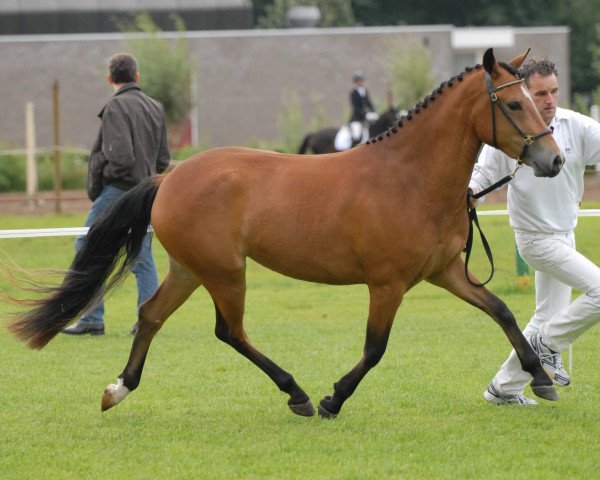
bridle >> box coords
[484,72,553,164]
[464,72,554,288]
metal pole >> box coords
[515,244,531,290]
[25,102,38,208]
[52,80,62,213]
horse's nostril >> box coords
[548,155,564,177]
[553,155,563,170]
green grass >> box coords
[1,204,600,479]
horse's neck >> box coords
[378,76,483,207]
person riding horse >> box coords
[348,71,379,145]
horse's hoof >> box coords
[531,384,559,401]
[318,404,338,419]
[101,389,115,412]
[100,378,130,412]
[318,397,339,419]
[288,400,315,417]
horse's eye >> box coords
[507,101,522,111]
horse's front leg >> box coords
[427,256,557,401]
[318,283,403,418]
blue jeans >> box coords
[76,184,159,325]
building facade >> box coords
[0,25,569,150]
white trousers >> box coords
[350,121,363,142]
[492,230,600,395]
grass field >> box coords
[1,204,600,479]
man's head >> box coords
[107,53,139,87]
[520,59,559,125]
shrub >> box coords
[0,150,88,192]
[119,13,196,127]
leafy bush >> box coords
[382,38,436,111]
[0,150,88,192]
[119,13,196,127]
[278,90,305,153]
[0,154,25,191]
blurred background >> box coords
[0,0,597,198]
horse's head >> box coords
[479,48,564,178]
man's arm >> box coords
[468,145,513,208]
[580,114,600,166]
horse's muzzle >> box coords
[533,153,564,178]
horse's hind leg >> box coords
[318,283,404,418]
[101,258,199,411]
[208,277,314,417]
[427,256,557,401]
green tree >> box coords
[278,90,305,152]
[383,39,436,111]
[257,0,600,97]
[119,13,196,126]
[350,0,599,97]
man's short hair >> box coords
[520,58,559,85]
[108,53,138,84]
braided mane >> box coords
[366,64,485,145]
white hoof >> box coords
[101,378,131,411]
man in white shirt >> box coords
[469,58,600,405]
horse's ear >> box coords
[508,48,531,69]
[483,48,496,75]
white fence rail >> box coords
[0,210,599,239]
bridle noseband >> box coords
[484,72,552,164]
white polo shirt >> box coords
[470,107,600,234]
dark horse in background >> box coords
[9,49,564,419]
[298,106,400,154]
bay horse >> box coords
[297,106,400,154]
[8,49,564,419]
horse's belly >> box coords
[249,242,365,285]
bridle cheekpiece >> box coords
[484,72,552,164]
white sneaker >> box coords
[529,332,571,387]
[483,382,537,405]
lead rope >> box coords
[464,162,523,287]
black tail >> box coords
[297,134,312,154]
[8,176,164,349]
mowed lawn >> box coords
[1,204,599,479]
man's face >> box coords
[526,73,559,125]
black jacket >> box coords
[349,87,375,122]
[87,83,171,201]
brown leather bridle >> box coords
[484,72,553,164]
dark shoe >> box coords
[130,321,139,335]
[62,321,105,336]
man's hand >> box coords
[366,112,379,122]
[467,187,480,210]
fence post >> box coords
[516,243,531,290]
[25,102,38,207]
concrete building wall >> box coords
[0,25,569,151]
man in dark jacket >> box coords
[63,53,170,336]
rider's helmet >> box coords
[352,71,365,83]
